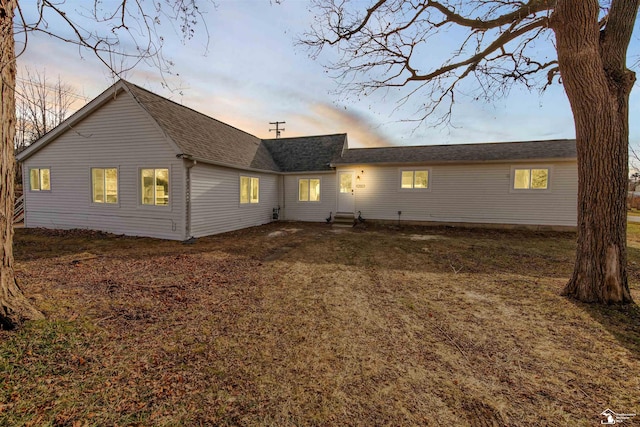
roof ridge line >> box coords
[262,133,347,142]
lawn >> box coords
[2,222,640,426]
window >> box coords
[141,168,169,206]
[339,173,352,193]
[401,170,429,189]
[29,168,50,191]
[299,178,320,202]
[240,176,259,204]
[92,168,118,203]
[513,168,549,190]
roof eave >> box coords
[279,169,336,175]
[183,155,281,174]
[330,156,578,167]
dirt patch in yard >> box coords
[408,234,448,241]
[2,222,640,426]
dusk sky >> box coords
[16,0,640,149]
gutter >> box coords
[182,155,281,175]
[181,154,336,176]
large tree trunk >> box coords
[0,1,43,328]
[552,0,637,303]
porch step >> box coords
[332,212,355,227]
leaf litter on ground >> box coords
[2,222,639,426]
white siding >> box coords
[22,93,185,240]
[190,164,278,238]
[343,161,578,226]
[281,173,336,222]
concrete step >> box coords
[332,212,355,227]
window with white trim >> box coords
[141,168,169,206]
[240,176,259,204]
[299,178,320,202]
[513,168,549,190]
[29,168,50,191]
[92,168,118,203]
[400,170,429,189]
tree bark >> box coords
[0,0,43,328]
[552,0,636,303]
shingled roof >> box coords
[334,139,577,165]
[17,80,577,172]
[16,80,344,172]
[126,83,347,172]
[124,82,280,172]
[262,134,346,172]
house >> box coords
[17,80,578,240]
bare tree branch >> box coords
[14,68,79,151]
[426,0,552,30]
[600,0,640,77]
[16,1,211,82]
[301,0,564,124]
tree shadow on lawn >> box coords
[245,223,577,278]
[574,300,640,361]
[566,244,640,360]
[13,227,181,261]
[14,223,578,280]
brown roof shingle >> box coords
[262,134,346,172]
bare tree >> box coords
[303,0,638,304]
[14,68,80,186]
[1,0,207,329]
[15,68,78,152]
[630,144,640,175]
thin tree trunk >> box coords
[0,1,43,328]
[552,0,636,303]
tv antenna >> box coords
[269,121,285,138]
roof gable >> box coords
[16,80,133,162]
[18,80,281,172]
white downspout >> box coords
[180,155,196,241]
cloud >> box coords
[16,0,635,150]
[305,103,398,148]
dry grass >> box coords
[2,223,640,426]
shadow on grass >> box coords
[567,244,640,359]
[625,245,640,285]
[15,223,579,279]
[13,227,190,261]
[575,300,640,360]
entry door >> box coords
[337,171,355,213]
